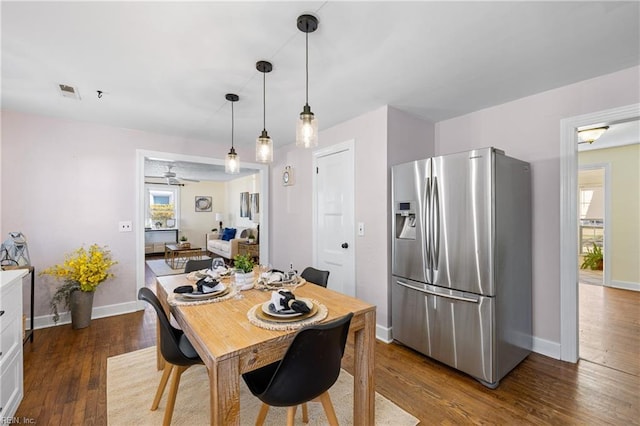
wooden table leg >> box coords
[353,309,376,425]
[209,356,240,425]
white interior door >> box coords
[313,141,355,296]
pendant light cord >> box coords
[263,71,266,131]
[305,31,309,105]
[231,101,235,149]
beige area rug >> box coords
[145,257,211,276]
[107,347,418,426]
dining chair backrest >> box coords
[300,267,330,288]
[137,287,201,366]
[244,312,353,407]
[184,258,213,273]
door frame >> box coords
[311,139,356,295]
[559,103,639,362]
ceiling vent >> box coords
[58,84,81,100]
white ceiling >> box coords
[2,1,639,154]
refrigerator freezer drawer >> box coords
[392,278,495,385]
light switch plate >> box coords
[358,222,365,236]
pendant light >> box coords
[295,14,319,148]
[256,60,273,163]
[225,93,240,174]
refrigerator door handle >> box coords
[433,176,440,272]
[424,177,431,278]
[396,280,480,304]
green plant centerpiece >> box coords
[180,235,188,242]
[234,253,255,273]
[41,244,117,327]
[580,243,603,270]
[233,253,255,290]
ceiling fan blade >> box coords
[180,177,200,182]
[144,175,165,179]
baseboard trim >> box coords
[609,280,640,292]
[532,336,561,360]
[376,324,393,343]
[29,301,143,329]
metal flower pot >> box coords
[70,290,94,329]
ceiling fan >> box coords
[145,165,200,185]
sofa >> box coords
[206,227,257,261]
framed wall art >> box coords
[195,196,212,212]
[240,192,250,217]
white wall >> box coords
[0,110,254,321]
[435,66,640,350]
[225,174,260,229]
[180,181,226,248]
[270,106,434,334]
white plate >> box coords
[261,298,313,318]
[181,284,226,299]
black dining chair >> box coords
[184,258,213,273]
[300,266,330,288]
[138,287,203,426]
[242,312,353,426]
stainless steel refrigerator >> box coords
[391,147,532,388]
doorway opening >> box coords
[560,103,639,362]
[135,149,270,302]
[577,165,606,286]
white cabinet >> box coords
[0,269,27,419]
[145,229,178,254]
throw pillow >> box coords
[221,228,237,241]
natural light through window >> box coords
[579,188,594,219]
[146,186,179,229]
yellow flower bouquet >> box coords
[41,244,117,324]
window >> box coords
[145,185,180,228]
[579,188,594,219]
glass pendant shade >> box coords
[224,93,240,174]
[255,61,274,163]
[256,130,273,163]
[225,147,239,174]
[296,14,319,149]
[296,105,318,148]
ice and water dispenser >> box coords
[394,201,416,240]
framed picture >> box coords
[250,193,260,221]
[240,192,250,217]
[195,196,212,212]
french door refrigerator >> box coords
[391,147,532,388]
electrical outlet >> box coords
[119,221,133,232]
[358,222,365,236]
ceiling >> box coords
[2,1,639,154]
[144,157,256,184]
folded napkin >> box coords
[270,290,310,314]
[196,277,224,294]
[173,278,224,295]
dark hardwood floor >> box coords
[14,264,639,425]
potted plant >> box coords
[580,243,603,270]
[179,235,190,248]
[247,230,256,244]
[41,244,117,328]
[233,253,255,288]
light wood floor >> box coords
[14,265,639,425]
[579,279,640,377]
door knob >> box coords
[341,242,349,249]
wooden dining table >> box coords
[155,274,377,425]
